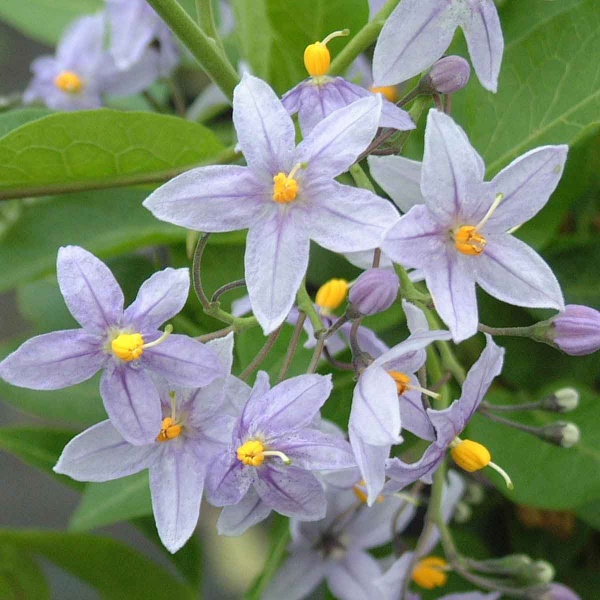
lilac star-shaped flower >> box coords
[0,246,222,445]
[55,334,243,553]
[373,0,504,92]
[205,371,356,528]
[376,109,567,342]
[144,74,400,334]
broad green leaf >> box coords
[575,500,600,530]
[0,546,50,600]
[232,0,272,80]
[0,0,102,45]
[0,109,224,199]
[0,529,195,600]
[0,188,185,292]
[0,109,52,139]
[70,473,152,532]
[466,386,600,510]
[452,0,600,175]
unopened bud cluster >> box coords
[347,268,399,317]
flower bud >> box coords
[551,304,600,356]
[538,422,580,448]
[420,56,471,94]
[531,583,581,600]
[452,501,472,524]
[464,482,485,505]
[539,388,579,413]
[516,559,555,586]
[347,268,399,317]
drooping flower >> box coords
[205,372,356,529]
[385,335,509,493]
[144,74,399,334]
[282,30,415,136]
[373,0,504,92]
[374,109,567,342]
[0,246,222,445]
[349,301,452,504]
[54,334,243,553]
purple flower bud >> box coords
[543,583,581,600]
[421,56,471,94]
[348,268,399,316]
[552,304,600,356]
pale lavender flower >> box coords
[54,334,243,553]
[106,0,179,76]
[144,74,399,334]
[535,583,581,600]
[349,302,452,504]
[385,335,505,493]
[0,246,222,445]
[550,304,600,356]
[422,55,471,94]
[376,109,566,342]
[373,0,504,92]
[348,268,400,316]
[205,372,356,527]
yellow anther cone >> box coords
[315,279,348,310]
[451,439,491,472]
[54,71,83,93]
[111,333,145,361]
[412,556,449,590]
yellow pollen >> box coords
[54,70,84,94]
[315,278,348,310]
[237,440,266,467]
[451,439,491,472]
[111,333,144,361]
[353,479,383,504]
[273,172,299,203]
[303,29,349,77]
[388,371,411,395]
[454,225,487,255]
[370,85,398,103]
[156,417,183,442]
[412,556,449,590]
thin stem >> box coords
[143,90,166,113]
[195,0,224,52]
[277,312,307,383]
[307,337,326,374]
[372,248,382,268]
[145,0,239,101]
[192,234,213,310]
[478,323,538,338]
[211,279,246,303]
[478,408,541,435]
[480,400,543,413]
[239,325,283,381]
[323,347,354,371]
[349,318,364,364]
[167,77,187,116]
[349,163,375,192]
[395,264,431,304]
[322,314,349,340]
[296,282,325,336]
[196,325,233,343]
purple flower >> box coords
[349,302,452,504]
[375,109,567,342]
[373,0,504,92]
[348,268,400,316]
[536,583,581,600]
[54,334,243,552]
[422,55,471,95]
[205,372,356,527]
[0,246,222,445]
[385,335,506,493]
[106,0,179,76]
[144,74,400,334]
[550,304,600,356]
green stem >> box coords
[277,312,307,383]
[478,323,541,339]
[394,264,431,304]
[296,282,325,336]
[239,325,283,381]
[328,0,402,76]
[307,337,326,374]
[146,0,239,101]
[195,0,224,52]
[349,163,375,192]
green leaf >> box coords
[0,109,224,199]
[0,546,50,600]
[575,500,600,530]
[0,188,184,292]
[232,0,272,80]
[69,473,152,532]
[0,109,52,139]
[0,530,194,600]
[0,0,102,45]
[466,386,600,510]
[452,0,600,175]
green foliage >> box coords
[0,546,50,600]
[0,109,52,138]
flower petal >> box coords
[385,443,445,492]
[54,420,154,481]
[327,550,382,600]
[476,234,564,310]
[0,330,102,390]
[149,445,205,553]
[368,155,425,213]
[205,450,253,506]
[263,548,326,600]
[307,180,400,253]
[233,74,295,178]
[245,210,310,334]
[216,488,272,536]
[142,165,267,232]
[349,426,390,506]
[57,14,105,72]
[400,388,436,441]
[100,365,162,445]
[374,553,413,599]
[57,246,124,334]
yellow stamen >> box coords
[353,479,384,504]
[110,325,173,362]
[450,438,513,489]
[454,225,487,255]
[272,172,299,203]
[237,440,291,467]
[387,371,440,400]
[304,29,350,77]
[54,70,84,94]
[370,85,398,103]
[315,278,348,311]
[156,417,183,442]
[412,556,449,590]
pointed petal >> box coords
[476,234,564,310]
[422,109,485,223]
[233,74,295,177]
[205,451,253,506]
[374,553,413,598]
[143,165,267,232]
[385,443,445,492]
[485,146,569,232]
[295,95,382,180]
[0,330,101,390]
[216,488,272,536]
[245,210,310,334]
[349,426,390,505]
[54,420,154,481]
[400,388,436,441]
[460,0,504,92]
[368,155,425,213]
[57,246,124,334]
[100,365,162,445]
[149,446,205,553]
[373,0,458,85]
[327,550,382,600]
[263,548,326,600]
[371,329,452,369]
[254,466,326,520]
[307,180,399,252]
[143,334,223,387]
[404,300,429,334]
[57,14,105,71]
